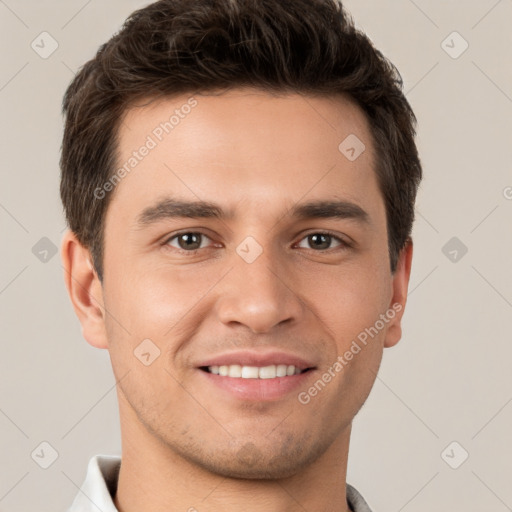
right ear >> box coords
[61,230,109,349]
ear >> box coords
[383,238,414,348]
[61,230,109,349]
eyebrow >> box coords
[136,197,371,226]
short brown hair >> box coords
[60,0,422,280]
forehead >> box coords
[108,89,383,227]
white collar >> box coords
[67,455,120,512]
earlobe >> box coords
[61,230,109,349]
[383,239,414,348]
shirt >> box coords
[68,455,373,512]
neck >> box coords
[114,395,352,512]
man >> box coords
[60,0,421,510]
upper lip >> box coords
[197,350,317,371]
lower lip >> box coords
[198,369,314,401]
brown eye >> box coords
[166,232,211,251]
[297,232,345,251]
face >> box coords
[72,89,411,479]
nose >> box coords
[215,247,304,334]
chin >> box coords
[171,433,329,481]
[196,455,307,480]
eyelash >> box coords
[162,230,351,254]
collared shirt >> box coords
[68,455,373,512]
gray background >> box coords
[1,0,511,510]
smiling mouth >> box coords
[200,364,314,379]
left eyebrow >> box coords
[289,200,371,225]
[135,197,371,227]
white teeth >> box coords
[207,364,305,379]
[258,365,276,379]
[228,364,242,378]
[276,364,287,377]
[241,366,259,378]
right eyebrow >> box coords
[136,197,230,226]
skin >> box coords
[62,89,413,512]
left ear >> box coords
[383,238,414,348]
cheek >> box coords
[104,261,211,338]
[102,267,189,416]
[302,266,388,418]
[305,262,391,345]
